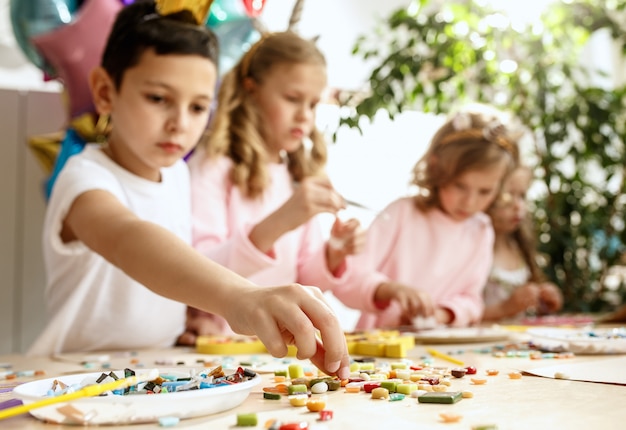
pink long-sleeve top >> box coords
[187,149,351,333]
[333,197,494,329]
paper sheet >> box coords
[522,355,626,385]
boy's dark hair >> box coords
[101,0,219,89]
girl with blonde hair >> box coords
[182,31,364,341]
[333,104,521,329]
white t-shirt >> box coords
[28,145,189,356]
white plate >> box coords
[13,368,261,425]
[411,327,511,344]
[527,327,626,354]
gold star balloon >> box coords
[155,0,214,24]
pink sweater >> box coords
[333,197,493,329]
[187,149,351,332]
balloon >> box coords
[44,128,87,199]
[42,111,109,199]
[31,0,123,118]
[211,17,259,75]
[9,0,80,77]
[241,0,267,18]
[206,0,248,27]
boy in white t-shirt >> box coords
[28,0,349,380]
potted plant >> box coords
[336,0,626,313]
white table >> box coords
[1,337,625,430]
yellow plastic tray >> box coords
[196,336,298,356]
[196,330,415,358]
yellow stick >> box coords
[0,369,159,421]
[426,348,465,366]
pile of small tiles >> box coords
[45,366,256,397]
[234,358,525,429]
[0,369,46,381]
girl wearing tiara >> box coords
[333,105,521,329]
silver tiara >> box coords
[451,112,472,131]
[443,112,515,155]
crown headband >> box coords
[439,112,517,155]
[155,0,214,25]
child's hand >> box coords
[375,281,435,322]
[326,217,366,273]
[538,282,564,313]
[507,283,541,315]
[329,217,365,255]
[249,177,346,253]
[283,177,346,229]
[222,283,350,379]
[176,307,222,346]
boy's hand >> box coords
[223,283,350,379]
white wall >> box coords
[261,0,411,90]
[0,89,65,354]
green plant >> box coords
[337,0,626,312]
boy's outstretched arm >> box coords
[222,282,350,378]
[63,189,350,378]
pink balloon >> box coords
[31,0,123,118]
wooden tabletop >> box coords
[1,334,625,430]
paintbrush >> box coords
[343,198,377,212]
